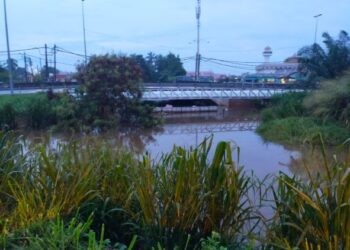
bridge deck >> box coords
[0,84,305,100]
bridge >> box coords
[142,87,302,101]
[0,82,305,101]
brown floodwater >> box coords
[24,108,300,179]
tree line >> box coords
[0,52,186,84]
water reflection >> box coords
[24,109,299,179]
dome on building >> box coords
[264,46,272,52]
[263,46,273,55]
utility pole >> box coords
[314,14,322,44]
[3,0,14,94]
[53,45,57,83]
[28,57,34,81]
[24,53,28,83]
[81,0,88,64]
[45,44,49,82]
[195,0,201,82]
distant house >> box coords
[55,72,75,82]
[185,71,228,82]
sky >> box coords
[0,0,349,75]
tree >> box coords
[77,54,155,127]
[129,52,186,83]
[155,53,186,82]
[298,30,350,80]
[0,65,8,83]
[130,54,153,82]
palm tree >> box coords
[298,30,350,81]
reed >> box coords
[133,138,253,247]
[1,131,349,248]
[267,137,350,249]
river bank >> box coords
[256,91,350,146]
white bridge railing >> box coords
[142,87,302,101]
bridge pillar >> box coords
[212,99,229,107]
[212,99,257,109]
[228,99,257,109]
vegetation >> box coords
[258,116,350,146]
[0,131,349,249]
[0,54,160,131]
[265,137,350,249]
[258,74,350,146]
[304,73,350,126]
[130,52,186,83]
[0,93,76,131]
[298,30,350,81]
[77,54,157,128]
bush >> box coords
[0,103,17,130]
[0,216,114,250]
[257,116,350,146]
[23,94,58,129]
[304,73,350,126]
[261,92,307,122]
[77,54,157,128]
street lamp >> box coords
[314,13,322,44]
[3,0,13,94]
[81,0,88,64]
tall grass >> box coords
[133,138,253,248]
[304,73,350,126]
[1,131,349,248]
[267,137,350,249]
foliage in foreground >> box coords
[0,132,253,249]
[0,131,349,249]
[266,137,350,250]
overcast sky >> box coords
[0,0,349,74]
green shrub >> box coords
[304,73,350,126]
[23,94,57,129]
[0,103,17,130]
[261,92,307,122]
[200,232,227,250]
[257,116,350,145]
[0,216,111,250]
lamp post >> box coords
[3,0,13,94]
[81,0,88,64]
[314,14,322,44]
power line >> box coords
[0,46,45,54]
[202,56,283,65]
[201,58,256,71]
[56,47,90,59]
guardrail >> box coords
[142,87,304,101]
